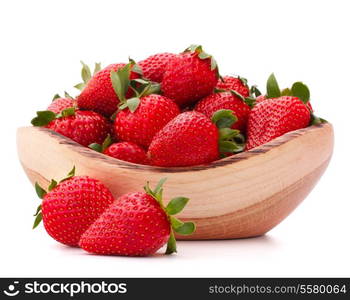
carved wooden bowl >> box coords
[16,123,334,240]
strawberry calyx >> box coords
[143,178,195,255]
[211,109,246,155]
[32,166,76,229]
[110,60,161,116]
[88,134,113,153]
[184,44,219,76]
[74,61,102,91]
[31,107,76,126]
[310,114,328,125]
[52,91,73,101]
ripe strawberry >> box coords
[216,76,250,97]
[148,112,219,167]
[76,61,141,117]
[109,67,180,147]
[31,107,111,147]
[138,52,177,82]
[148,110,245,167]
[104,142,147,164]
[79,178,195,256]
[195,91,251,132]
[89,135,148,165]
[246,96,311,150]
[255,94,267,104]
[161,45,219,106]
[114,94,180,147]
[47,94,76,114]
[33,167,114,247]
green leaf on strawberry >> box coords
[291,82,310,104]
[52,94,61,101]
[56,107,76,118]
[59,166,76,183]
[35,182,46,199]
[211,109,246,155]
[174,222,196,235]
[74,61,102,91]
[48,179,57,191]
[32,212,43,229]
[88,134,113,153]
[93,62,101,75]
[31,107,76,127]
[110,63,131,103]
[212,109,237,129]
[281,87,292,96]
[31,111,56,126]
[266,73,281,98]
[144,178,195,255]
[166,197,190,215]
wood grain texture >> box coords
[17,123,334,240]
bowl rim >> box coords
[25,123,330,173]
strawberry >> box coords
[47,93,76,114]
[161,45,219,106]
[138,52,177,82]
[89,135,148,165]
[216,76,250,97]
[33,167,114,247]
[75,61,141,117]
[79,178,195,256]
[246,96,311,150]
[104,142,147,164]
[148,111,245,167]
[31,107,110,147]
[195,91,251,132]
[114,94,180,147]
[109,68,180,147]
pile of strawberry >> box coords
[33,167,195,256]
[31,44,325,167]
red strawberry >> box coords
[216,76,250,97]
[255,94,267,104]
[31,108,110,147]
[246,96,311,150]
[33,167,114,247]
[104,142,147,164]
[76,61,141,117]
[195,91,251,132]
[114,94,180,147]
[79,178,195,256]
[47,95,76,114]
[148,112,219,167]
[88,135,148,164]
[138,53,177,82]
[161,45,219,106]
[148,110,246,166]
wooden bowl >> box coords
[16,123,334,240]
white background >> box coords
[0,0,349,277]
